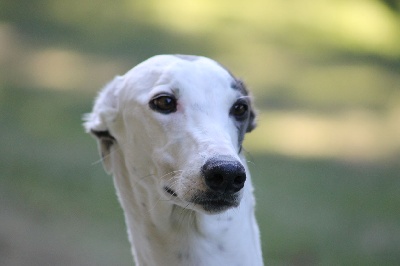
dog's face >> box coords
[84,55,256,214]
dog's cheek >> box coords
[236,125,246,152]
[245,109,257,133]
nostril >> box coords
[234,175,246,185]
[231,174,246,193]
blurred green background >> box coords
[1,0,400,265]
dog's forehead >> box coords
[122,55,246,100]
[169,59,236,96]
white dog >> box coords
[84,55,263,265]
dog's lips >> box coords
[191,192,240,213]
[163,186,241,213]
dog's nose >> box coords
[202,157,246,194]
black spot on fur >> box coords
[177,252,190,261]
[164,186,178,197]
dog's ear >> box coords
[83,76,123,173]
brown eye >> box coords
[149,94,177,114]
[231,102,248,118]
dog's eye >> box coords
[231,102,248,119]
[149,94,177,114]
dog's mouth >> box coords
[164,186,240,213]
[190,191,240,213]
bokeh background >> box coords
[1,0,400,265]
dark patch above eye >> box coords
[149,94,177,114]
[231,79,249,96]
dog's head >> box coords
[84,55,256,214]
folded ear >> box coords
[83,76,123,173]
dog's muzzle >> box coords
[192,156,246,213]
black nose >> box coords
[201,157,246,194]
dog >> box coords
[84,55,263,265]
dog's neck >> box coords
[109,149,263,266]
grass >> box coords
[249,153,400,265]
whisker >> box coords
[159,170,184,180]
[176,202,192,231]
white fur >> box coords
[84,55,263,265]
